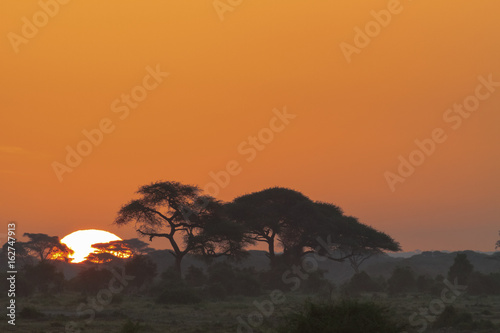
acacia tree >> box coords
[338,218,401,273]
[85,238,155,264]
[91,240,133,259]
[496,231,500,249]
[23,233,73,262]
[115,181,249,275]
[312,204,401,269]
[227,189,401,267]
[226,187,319,265]
[121,238,154,255]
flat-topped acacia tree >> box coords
[226,188,401,267]
[22,233,73,263]
[225,187,319,266]
[114,181,248,275]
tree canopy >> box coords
[226,187,401,266]
[115,181,250,274]
[22,233,73,262]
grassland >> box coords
[2,291,500,333]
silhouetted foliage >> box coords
[207,262,262,298]
[387,266,416,294]
[313,204,401,271]
[227,188,400,270]
[299,269,333,294]
[468,272,500,295]
[115,181,250,275]
[85,252,119,264]
[71,267,113,294]
[23,261,65,294]
[155,267,201,304]
[122,238,154,255]
[345,271,381,294]
[448,253,473,285]
[119,320,143,333]
[23,233,73,262]
[277,300,406,333]
[433,305,495,330]
[226,187,318,265]
[19,306,45,319]
[124,255,157,290]
[184,265,207,287]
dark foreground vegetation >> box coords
[2,249,500,332]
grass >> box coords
[1,292,500,332]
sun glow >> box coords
[60,229,123,263]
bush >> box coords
[20,306,45,319]
[124,255,157,291]
[23,262,65,294]
[156,286,201,304]
[387,266,416,294]
[119,320,142,333]
[207,263,262,298]
[277,300,405,333]
[345,271,381,294]
[468,272,500,295]
[185,266,207,287]
[71,266,113,294]
[433,305,496,330]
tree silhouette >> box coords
[388,266,416,294]
[85,252,118,264]
[122,238,154,255]
[226,187,319,265]
[85,238,154,263]
[1,241,32,268]
[496,231,500,249]
[23,233,73,262]
[91,240,133,259]
[337,217,401,273]
[115,181,249,275]
[299,202,400,267]
[227,188,401,267]
[124,255,157,291]
[448,253,473,285]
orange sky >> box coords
[1,0,499,252]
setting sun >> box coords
[60,229,122,263]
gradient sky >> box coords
[1,0,499,252]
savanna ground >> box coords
[3,292,500,333]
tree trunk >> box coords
[268,238,277,267]
[174,255,183,277]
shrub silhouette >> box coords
[345,271,381,294]
[19,306,45,319]
[155,266,201,304]
[277,300,405,333]
[207,262,262,297]
[184,265,207,287]
[119,319,142,333]
[156,286,201,304]
[433,305,496,330]
[387,266,416,294]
